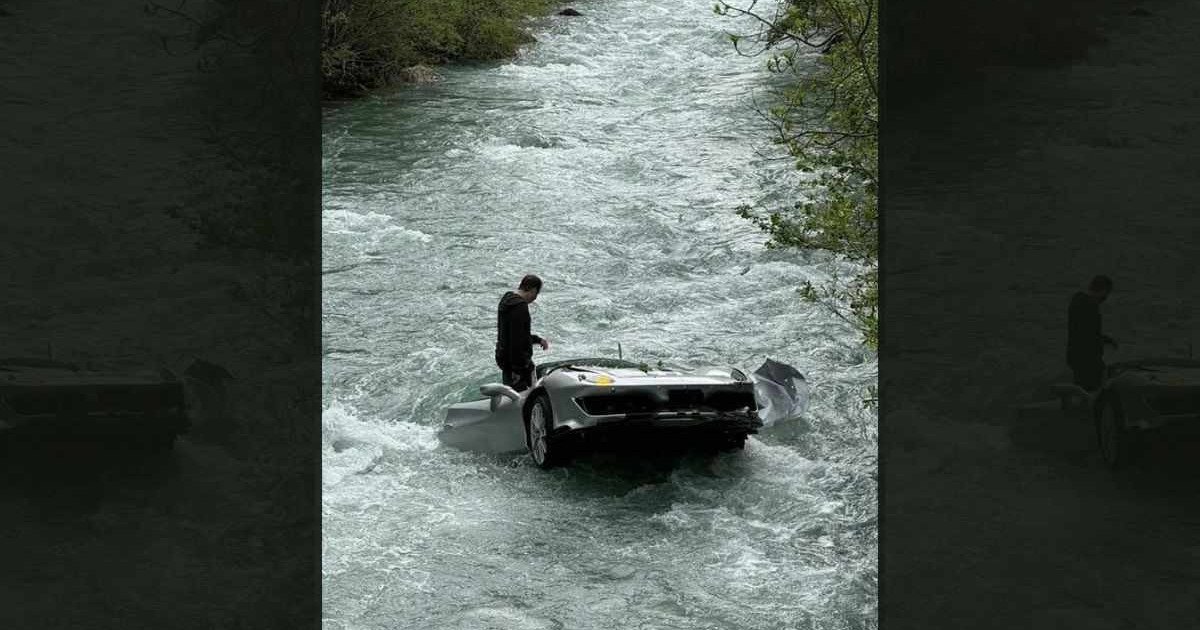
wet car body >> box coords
[0,358,189,452]
[1092,357,1200,467]
[440,357,807,468]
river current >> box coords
[322,1,877,628]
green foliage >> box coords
[718,0,878,348]
[321,0,551,97]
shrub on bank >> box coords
[321,0,555,97]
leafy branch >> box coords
[719,0,877,348]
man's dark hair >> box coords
[1089,274,1113,292]
[519,274,542,292]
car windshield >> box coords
[536,358,642,379]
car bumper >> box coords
[1125,384,1200,429]
[548,411,761,447]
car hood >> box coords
[1111,362,1200,388]
[1129,367,1200,387]
[584,367,738,385]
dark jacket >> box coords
[1067,291,1104,365]
[495,291,542,370]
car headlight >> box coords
[588,374,614,386]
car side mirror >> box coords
[480,383,521,411]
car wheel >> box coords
[1095,392,1135,469]
[527,393,568,469]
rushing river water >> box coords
[322,1,877,628]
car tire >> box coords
[526,393,569,469]
[1095,391,1137,469]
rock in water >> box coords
[558,8,583,16]
[398,65,442,85]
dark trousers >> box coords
[1070,359,1105,391]
[500,365,535,392]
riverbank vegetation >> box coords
[717,0,878,349]
[321,0,558,97]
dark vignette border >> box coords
[0,1,322,628]
[881,0,1200,628]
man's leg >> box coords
[522,365,535,390]
[500,368,524,392]
[505,365,535,392]
[1071,360,1104,392]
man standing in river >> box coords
[496,274,550,392]
[1067,274,1117,391]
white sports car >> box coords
[1092,357,1200,468]
[439,357,808,468]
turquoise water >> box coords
[322,1,876,628]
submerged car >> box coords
[438,357,808,468]
[1091,357,1200,468]
[0,357,189,453]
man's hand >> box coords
[538,338,550,351]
